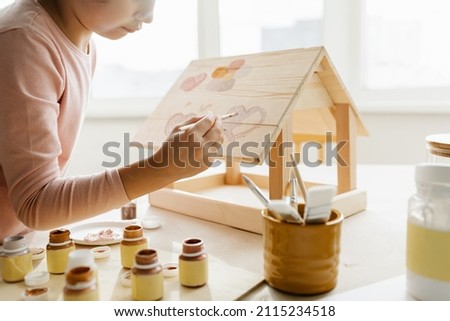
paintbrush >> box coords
[178,112,238,131]
[290,153,308,203]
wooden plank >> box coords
[335,103,357,194]
[294,73,334,110]
[150,188,264,234]
[332,189,367,218]
[269,131,284,200]
[268,119,292,200]
[148,178,365,236]
[172,173,225,192]
[317,53,368,136]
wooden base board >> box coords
[148,173,367,235]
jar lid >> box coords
[426,134,450,157]
[141,216,162,229]
[30,247,45,261]
[22,287,50,301]
[182,238,205,257]
[415,163,450,185]
[2,235,28,255]
[24,271,50,287]
[90,246,111,260]
[162,263,178,278]
[122,225,144,240]
[66,249,95,272]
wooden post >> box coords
[335,103,357,194]
[269,121,293,200]
[225,160,241,185]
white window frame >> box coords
[88,0,450,118]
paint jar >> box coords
[66,250,98,285]
[46,229,76,274]
[407,164,450,300]
[0,235,33,283]
[121,201,137,220]
[131,249,163,301]
[178,238,208,287]
[262,204,343,295]
[63,266,99,301]
[426,134,450,164]
[120,225,147,269]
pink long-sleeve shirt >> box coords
[0,0,130,242]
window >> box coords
[218,0,323,56]
[2,0,449,114]
[354,0,450,111]
[92,0,198,99]
[363,0,450,90]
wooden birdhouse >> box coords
[133,46,368,234]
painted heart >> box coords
[223,105,267,141]
[180,73,207,92]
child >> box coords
[0,0,224,242]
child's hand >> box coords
[150,111,224,180]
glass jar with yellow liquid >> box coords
[407,164,450,300]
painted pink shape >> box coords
[222,105,267,141]
[180,73,207,91]
[228,58,245,70]
[165,112,197,135]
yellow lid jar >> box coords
[178,238,208,287]
[46,229,76,274]
[120,225,148,269]
[131,249,163,301]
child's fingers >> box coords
[172,114,207,133]
[202,115,224,144]
[180,111,216,138]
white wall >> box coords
[66,113,450,176]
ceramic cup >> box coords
[262,204,343,295]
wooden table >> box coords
[0,165,415,301]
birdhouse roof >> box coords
[134,46,368,164]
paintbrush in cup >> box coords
[290,153,308,203]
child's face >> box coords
[75,0,156,39]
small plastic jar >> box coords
[131,249,163,301]
[66,250,98,285]
[425,134,450,164]
[120,225,148,269]
[178,238,208,287]
[0,235,33,283]
[63,266,99,301]
[121,201,137,220]
[46,229,76,274]
[407,164,450,300]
